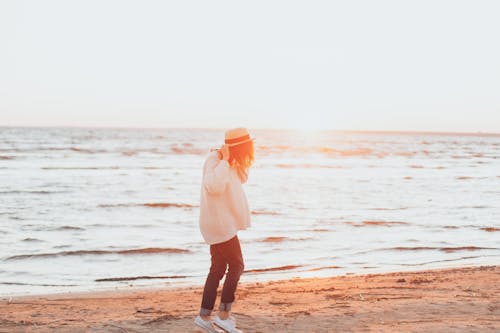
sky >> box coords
[1,0,499,132]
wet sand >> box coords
[1,265,498,332]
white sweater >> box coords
[199,151,251,245]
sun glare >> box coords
[287,117,328,132]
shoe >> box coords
[194,316,224,333]
[214,315,244,333]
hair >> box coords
[228,140,255,171]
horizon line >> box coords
[1,125,499,137]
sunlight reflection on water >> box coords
[0,128,499,295]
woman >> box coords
[194,128,254,333]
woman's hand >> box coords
[219,144,230,161]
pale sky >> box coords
[1,0,499,132]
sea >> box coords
[1,127,499,296]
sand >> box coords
[1,265,498,332]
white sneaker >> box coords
[214,315,244,333]
[194,316,224,333]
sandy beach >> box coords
[1,265,498,332]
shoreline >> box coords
[1,265,498,332]
[4,260,495,299]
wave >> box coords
[22,238,44,242]
[170,146,205,155]
[0,146,185,155]
[6,146,108,154]
[121,146,205,156]
[0,156,15,160]
[261,237,288,243]
[394,151,417,157]
[143,202,195,208]
[95,275,188,282]
[308,147,374,156]
[388,246,497,253]
[54,245,71,249]
[121,151,137,156]
[70,147,98,153]
[335,148,373,156]
[260,145,417,158]
[251,210,280,216]
[441,246,498,253]
[51,225,85,231]
[275,164,344,169]
[34,146,207,156]
[0,190,67,195]
[307,265,342,272]
[0,281,78,287]
[143,166,172,170]
[345,221,409,227]
[5,247,191,261]
[259,236,311,243]
[457,205,491,209]
[42,166,121,170]
[88,223,156,228]
[98,202,197,209]
[244,265,302,274]
[118,248,190,254]
[368,207,410,211]
[480,227,500,232]
[261,146,484,159]
[390,246,444,251]
[400,255,482,266]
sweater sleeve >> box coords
[203,153,230,195]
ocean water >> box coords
[0,127,499,296]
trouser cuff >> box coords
[199,307,212,316]
[218,302,232,312]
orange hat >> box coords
[224,128,254,147]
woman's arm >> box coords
[203,153,230,195]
